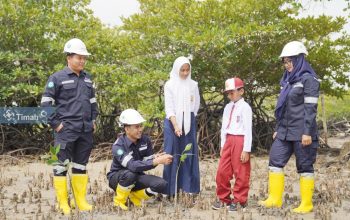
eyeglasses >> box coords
[282,59,292,65]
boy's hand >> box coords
[220,148,224,157]
[240,151,250,163]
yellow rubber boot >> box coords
[292,176,314,214]
[71,174,92,211]
[53,176,71,215]
[114,184,132,210]
[258,171,284,208]
[129,189,151,207]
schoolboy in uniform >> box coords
[212,77,252,212]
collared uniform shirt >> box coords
[107,134,155,180]
[41,67,98,132]
[276,73,320,141]
[220,98,253,152]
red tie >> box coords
[226,104,235,129]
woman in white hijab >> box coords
[163,56,200,196]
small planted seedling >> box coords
[42,145,65,165]
[174,143,193,205]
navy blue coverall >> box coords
[41,67,98,175]
[270,73,320,174]
[107,134,167,194]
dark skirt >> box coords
[162,113,200,195]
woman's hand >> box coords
[170,116,182,137]
[174,125,182,137]
[301,135,312,146]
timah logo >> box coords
[0,107,55,124]
[3,109,16,123]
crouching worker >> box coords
[107,109,173,210]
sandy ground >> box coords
[1,146,350,220]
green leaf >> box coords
[54,145,60,154]
[52,155,58,161]
[49,146,56,155]
[180,154,187,162]
[47,159,59,165]
[183,143,192,152]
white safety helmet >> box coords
[119,109,146,125]
[279,41,308,58]
[63,38,91,56]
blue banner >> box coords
[0,107,55,124]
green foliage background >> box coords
[0,0,349,153]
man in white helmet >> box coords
[259,41,320,214]
[107,109,173,211]
[41,38,98,214]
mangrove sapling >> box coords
[174,143,193,205]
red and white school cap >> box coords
[224,77,244,92]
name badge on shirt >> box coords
[139,144,147,151]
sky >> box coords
[89,0,349,32]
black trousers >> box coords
[269,138,318,173]
[109,170,168,194]
[54,129,93,176]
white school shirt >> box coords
[220,98,253,152]
[164,80,200,119]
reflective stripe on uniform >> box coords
[300,172,314,177]
[121,154,133,167]
[84,79,92,83]
[118,184,135,190]
[293,82,303,88]
[90,97,96,103]
[54,165,67,174]
[62,80,74,84]
[72,162,86,170]
[139,145,147,151]
[41,96,55,104]
[269,166,283,172]
[146,187,158,196]
[304,97,318,104]
[143,154,154,161]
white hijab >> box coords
[168,56,193,135]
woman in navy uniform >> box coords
[162,56,201,196]
[107,109,173,210]
[259,41,320,214]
